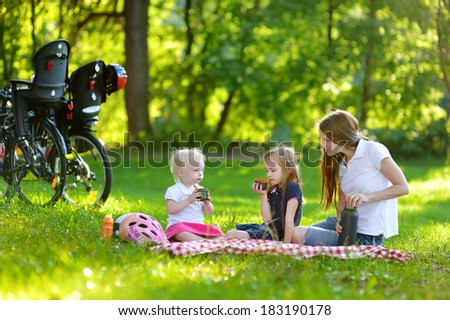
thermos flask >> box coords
[337,207,359,245]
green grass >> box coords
[0,157,449,300]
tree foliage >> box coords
[0,0,448,157]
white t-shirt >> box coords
[165,181,205,229]
[339,139,398,238]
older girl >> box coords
[226,145,303,243]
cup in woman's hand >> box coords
[254,178,268,190]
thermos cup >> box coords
[254,178,268,190]
[196,188,209,201]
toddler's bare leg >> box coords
[172,231,209,242]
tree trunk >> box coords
[360,0,377,128]
[437,0,450,161]
[327,1,335,50]
[214,88,236,137]
[183,0,196,122]
[124,0,153,139]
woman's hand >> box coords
[335,217,343,235]
[345,192,369,209]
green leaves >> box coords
[0,0,448,157]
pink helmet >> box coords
[119,213,167,245]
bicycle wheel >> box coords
[63,129,112,206]
[0,157,9,202]
[7,118,67,206]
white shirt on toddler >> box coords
[165,181,205,229]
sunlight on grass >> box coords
[407,179,450,205]
[1,159,449,300]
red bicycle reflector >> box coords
[46,61,53,71]
[67,101,74,120]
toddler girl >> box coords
[165,148,224,241]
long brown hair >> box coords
[318,109,366,210]
[263,145,301,192]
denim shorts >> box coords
[236,223,273,240]
[304,216,384,246]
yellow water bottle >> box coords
[101,214,114,240]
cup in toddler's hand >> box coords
[197,188,210,201]
[254,178,268,190]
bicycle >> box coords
[56,59,127,206]
[0,88,67,206]
[1,39,126,207]
[0,40,70,206]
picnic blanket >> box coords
[152,239,412,262]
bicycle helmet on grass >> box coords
[118,213,167,245]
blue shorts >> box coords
[236,223,273,240]
[304,216,384,246]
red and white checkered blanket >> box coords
[152,239,412,262]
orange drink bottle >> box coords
[101,214,114,240]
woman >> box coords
[293,109,409,246]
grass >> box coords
[0,156,449,300]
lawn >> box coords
[0,154,449,300]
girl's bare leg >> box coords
[292,226,307,244]
[225,229,251,239]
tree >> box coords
[437,0,450,160]
[0,0,448,157]
[124,0,153,138]
[71,0,152,140]
[360,0,378,127]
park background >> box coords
[0,0,449,300]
